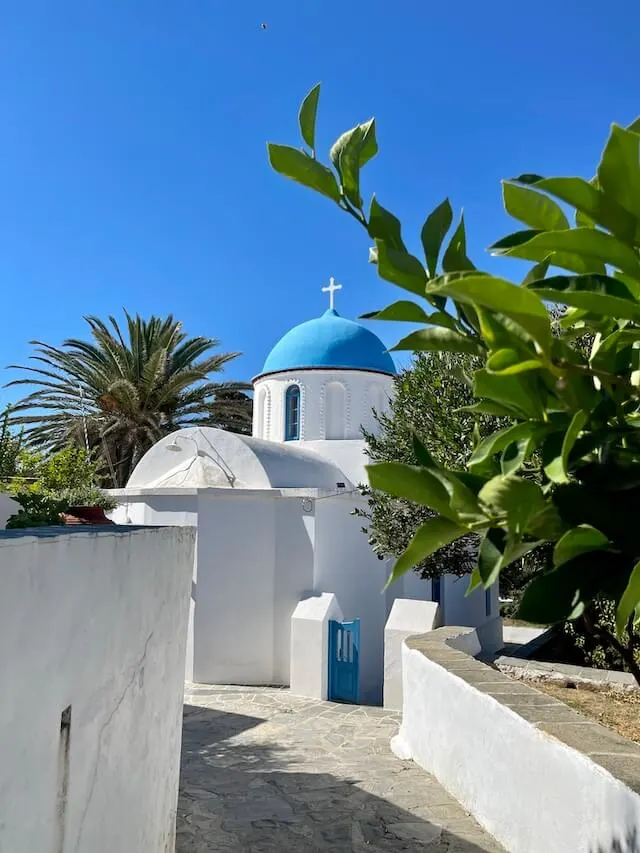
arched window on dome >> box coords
[284,384,301,441]
[369,384,386,427]
[325,382,346,439]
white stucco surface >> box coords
[441,574,503,653]
[126,426,351,491]
[0,492,19,528]
[0,525,195,853]
[383,599,441,710]
[290,593,344,700]
[394,628,640,853]
[253,368,393,443]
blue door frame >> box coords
[328,619,360,704]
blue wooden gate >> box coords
[328,619,360,704]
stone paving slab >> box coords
[177,685,507,852]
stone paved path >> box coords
[177,685,506,852]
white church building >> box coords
[110,282,500,704]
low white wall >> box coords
[0,492,19,528]
[290,593,343,700]
[394,627,640,853]
[442,575,503,653]
[383,599,441,710]
[0,525,195,853]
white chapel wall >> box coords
[192,490,315,685]
[0,526,194,853]
[312,493,392,705]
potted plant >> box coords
[6,486,117,528]
[58,486,118,525]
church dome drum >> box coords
[252,279,396,445]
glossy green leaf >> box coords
[442,214,475,273]
[368,195,406,251]
[478,475,545,533]
[616,561,640,636]
[366,462,454,519]
[469,422,540,472]
[375,240,427,297]
[427,468,486,525]
[427,273,552,351]
[502,181,569,231]
[336,125,364,208]
[522,258,551,286]
[475,306,531,350]
[386,516,468,587]
[457,400,521,418]
[475,528,507,588]
[298,83,320,151]
[421,198,453,278]
[518,551,611,624]
[575,208,596,228]
[494,228,640,278]
[412,432,438,468]
[330,119,377,177]
[500,435,536,476]
[469,529,541,591]
[526,502,567,541]
[553,524,609,568]
[392,327,484,356]
[358,118,378,168]
[544,410,588,484]
[361,301,429,323]
[491,228,600,275]
[267,144,341,202]
[426,311,460,331]
[590,328,640,372]
[528,274,640,322]
[597,124,640,221]
[486,348,544,376]
[473,369,543,419]
[511,174,637,245]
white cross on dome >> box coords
[321,277,342,310]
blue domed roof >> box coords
[257,309,396,377]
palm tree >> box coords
[7,312,252,487]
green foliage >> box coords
[5,446,117,527]
[269,89,640,681]
[0,408,23,482]
[563,597,640,673]
[6,491,67,529]
[356,353,499,580]
[7,312,250,487]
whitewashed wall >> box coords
[254,369,394,442]
[0,493,19,528]
[109,487,438,703]
[313,493,395,705]
[193,491,313,685]
[394,628,640,853]
[0,525,195,853]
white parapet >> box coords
[0,525,195,853]
[290,592,343,700]
[0,493,19,528]
[394,627,640,853]
[383,598,442,710]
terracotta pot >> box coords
[62,506,115,525]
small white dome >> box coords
[126,427,353,490]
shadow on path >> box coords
[177,701,504,852]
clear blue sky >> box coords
[1,0,638,403]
